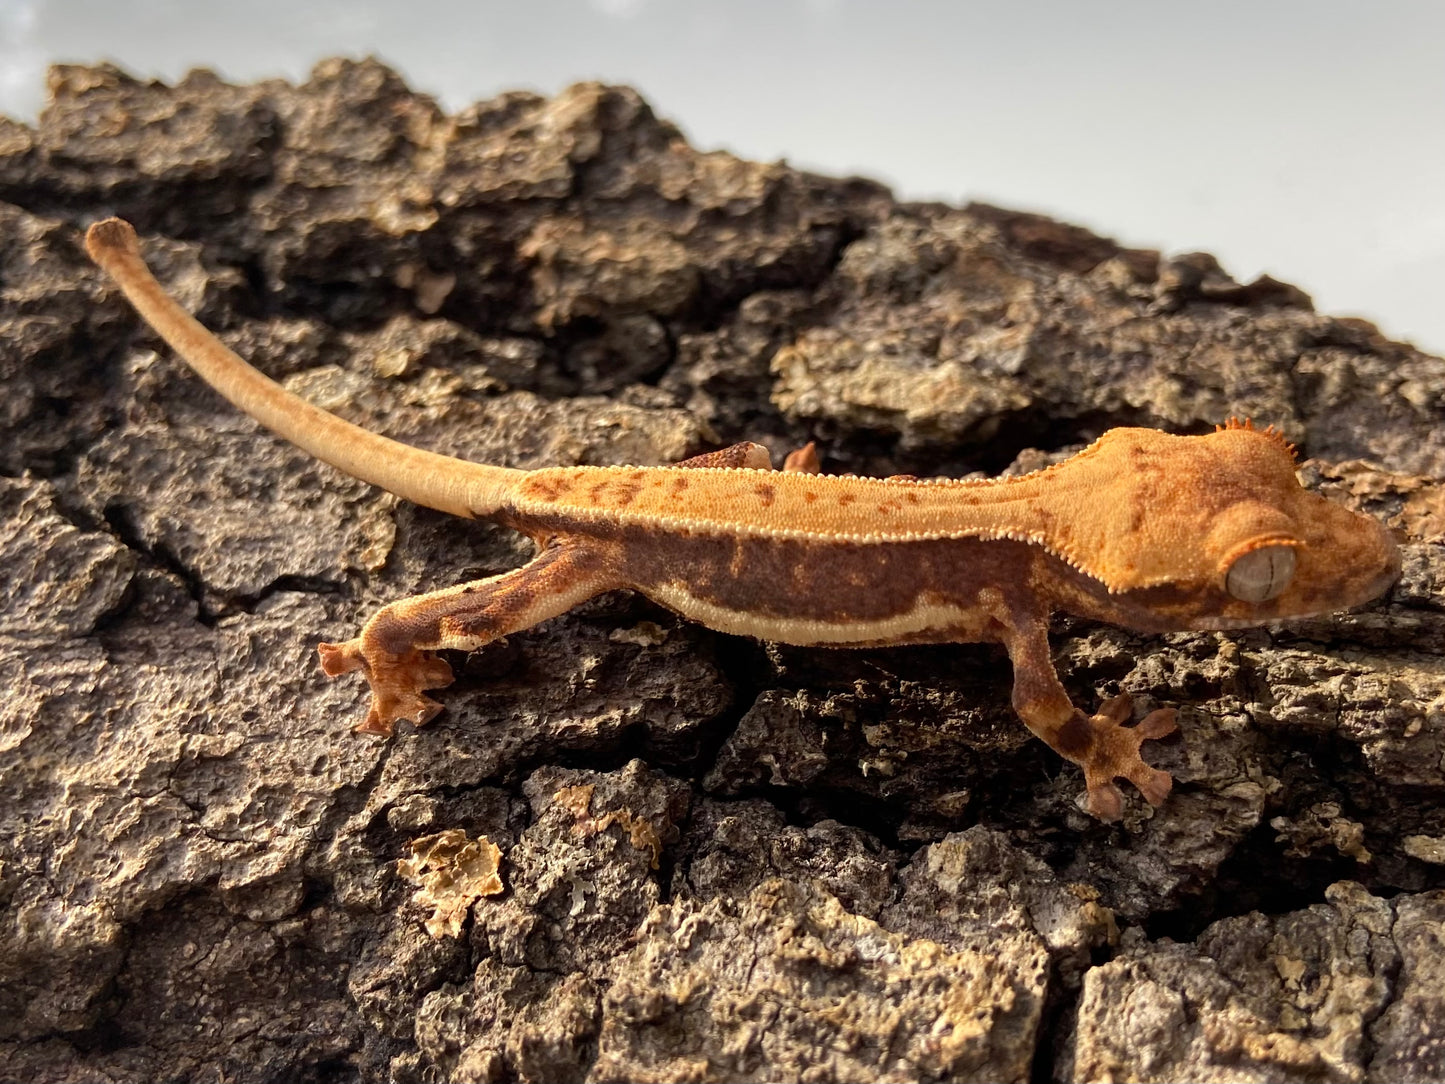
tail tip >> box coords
[85,217,140,266]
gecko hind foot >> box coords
[318,640,455,738]
[1079,697,1178,821]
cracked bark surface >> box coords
[3,59,1444,1082]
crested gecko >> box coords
[85,218,1401,821]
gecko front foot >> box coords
[318,639,455,737]
[1075,694,1178,821]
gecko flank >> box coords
[85,218,1401,821]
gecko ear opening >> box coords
[1224,543,1298,602]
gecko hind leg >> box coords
[319,540,618,737]
[672,443,774,470]
[672,441,821,473]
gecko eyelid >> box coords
[1225,544,1297,602]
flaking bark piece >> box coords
[554,782,665,869]
[397,829,505,939]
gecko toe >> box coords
[1096,693,1134,725]
[391,691,444,728]
[318,640,365,676]
[782,442,821,474]
[1085,780,1126,822]
[356,689,444,737]
[414,654,455,690]
[1128,764,1173,807]
[337,646,455,738]
[1134,707,1178,742]
[355,709,395,738]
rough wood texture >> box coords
[2,59,1444,1082]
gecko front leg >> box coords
[319,540,620,737]
[994,604,1177,820]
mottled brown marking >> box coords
[370,543,609,656]
[838,493,855,506]
[673,443,770,469]
[606,525,1038,630]
[1054,713,1094,758]
[804,491,818,503]
[753,483,776,506]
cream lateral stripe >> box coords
[84,218,523,519]
[647,583,988,645]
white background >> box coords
[3,0,1441,355]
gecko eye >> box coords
[1225,545,1296,602]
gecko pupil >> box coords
[1225,545,1296,602]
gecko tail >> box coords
[85,218,523,519]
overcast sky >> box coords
[3,0,1441,355]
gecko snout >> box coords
[1292,497,1400,616]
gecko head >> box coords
[1183,477,1401,629]
[1070,424,1400,631]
